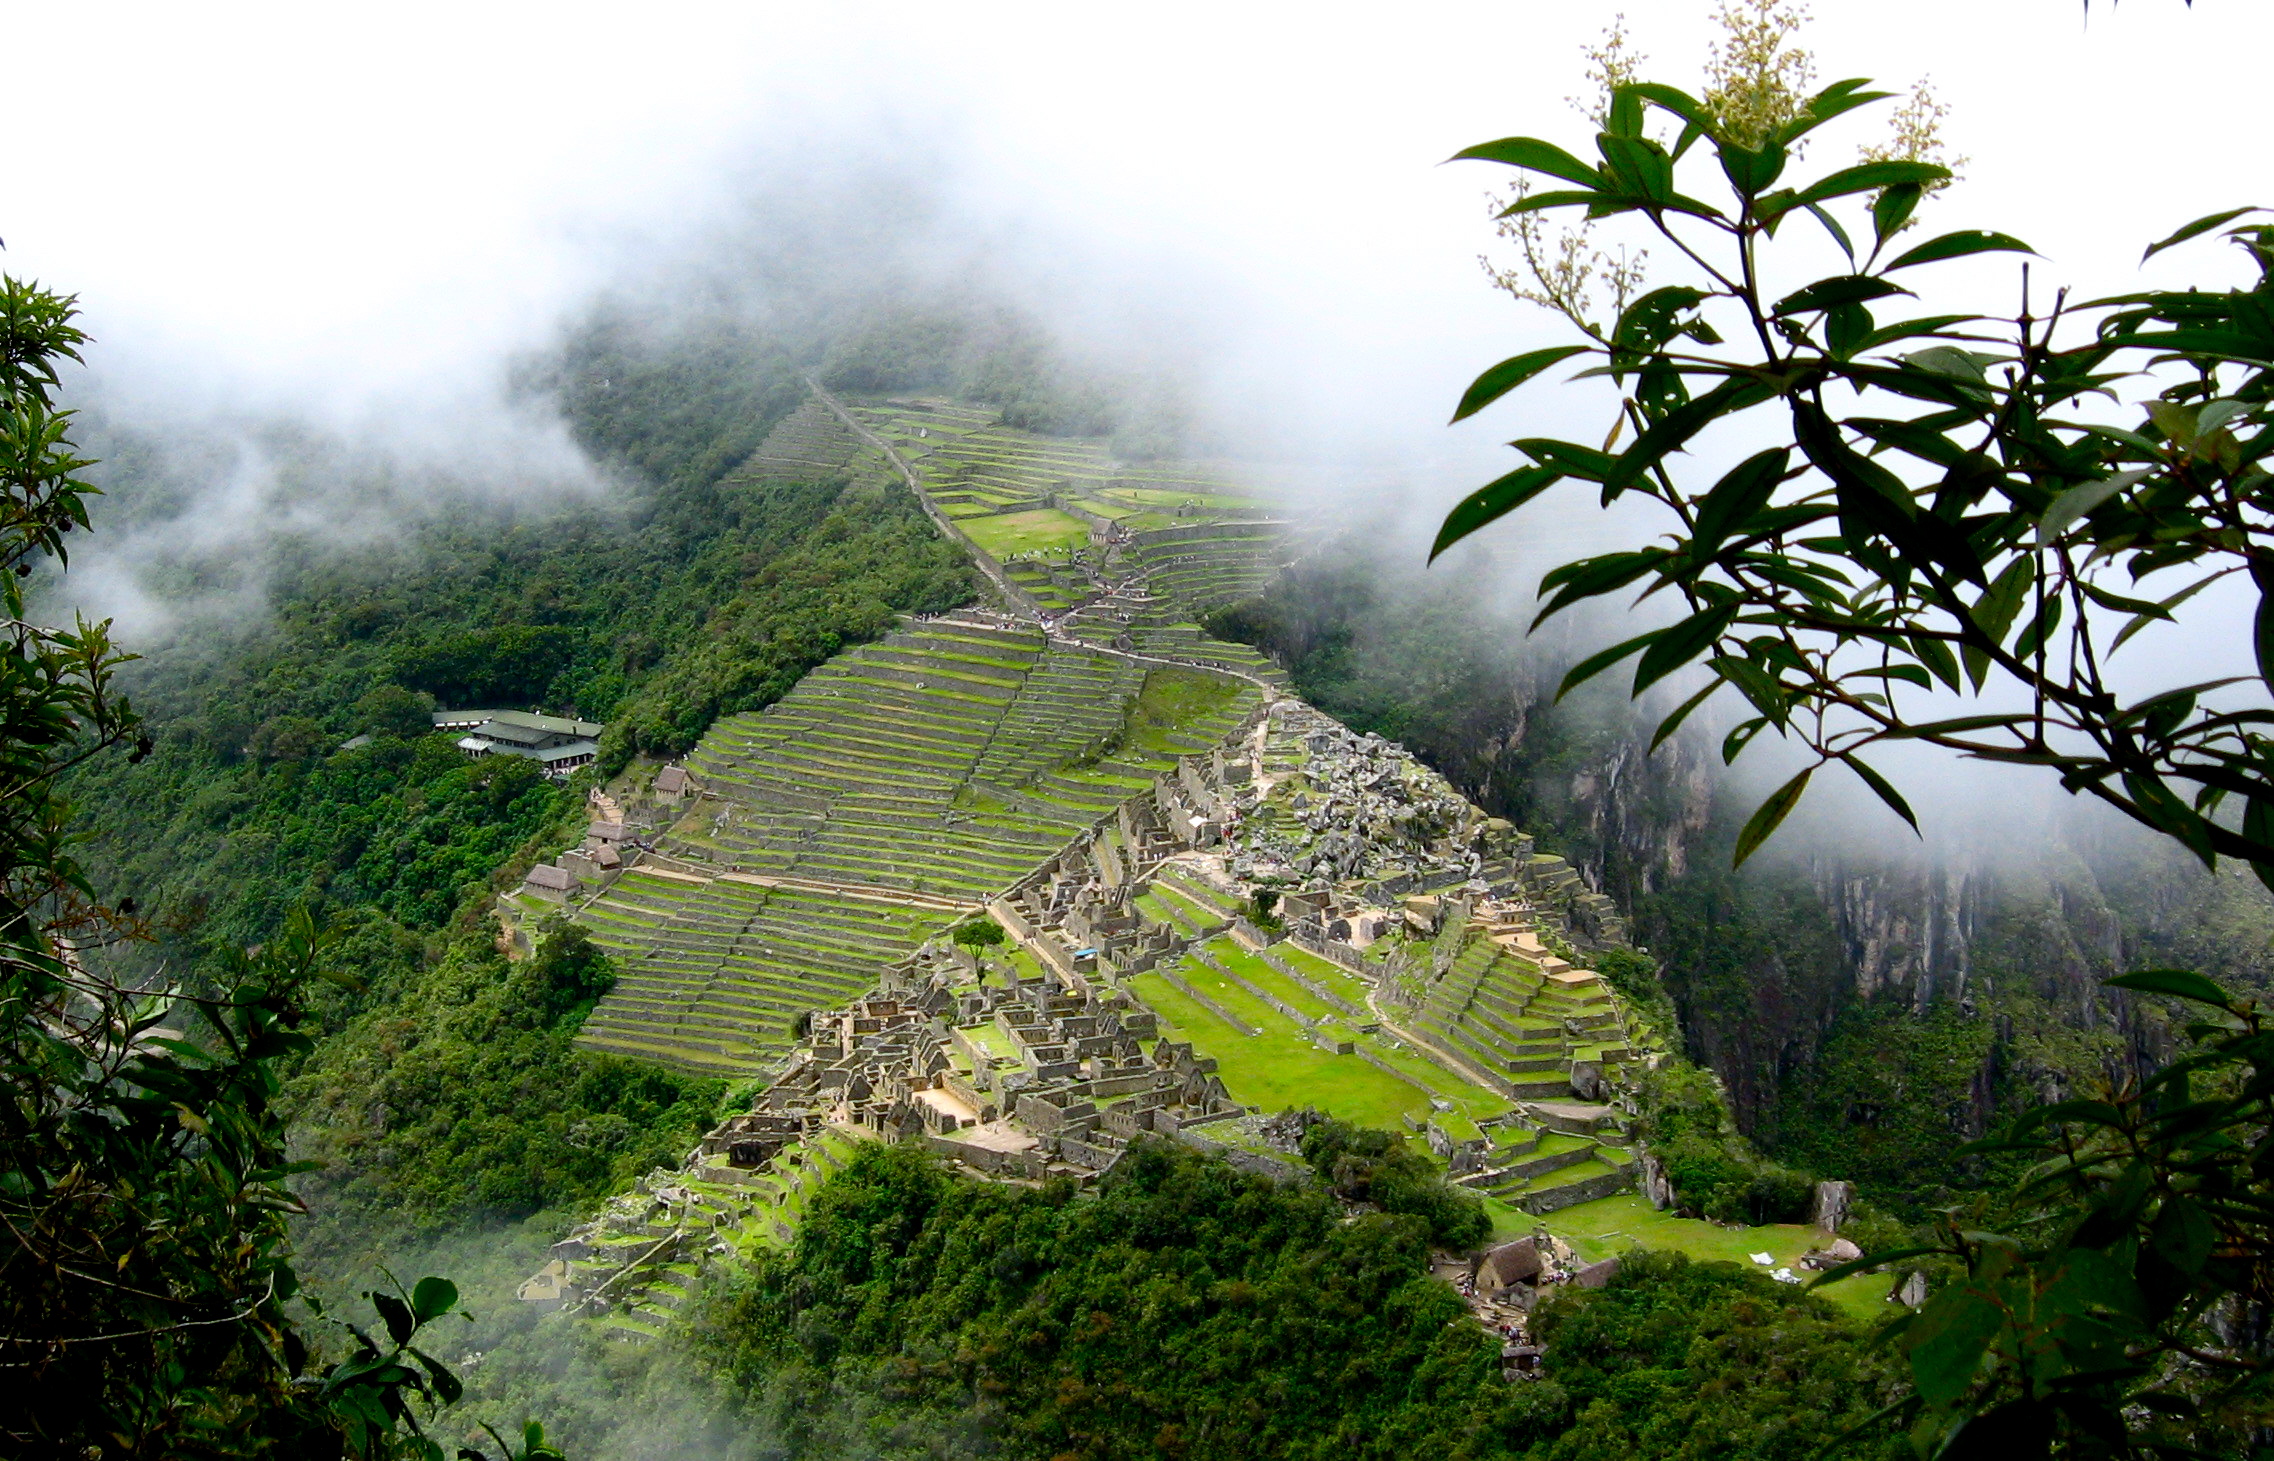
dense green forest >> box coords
[414,1137,1894,1461]
[666,1140,1896,1461]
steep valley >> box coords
[50,347,1941,1458]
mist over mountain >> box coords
[12,4,2274,1458]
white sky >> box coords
[9,2,2263,467]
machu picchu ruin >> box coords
[509,377,1699,1345]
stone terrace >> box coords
[665,619,1260,901]
[575,870,955,1073]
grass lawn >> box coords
[1131,668,1248,750]
[1271,943,1374,1006]
[1209,943,1338,1022]
[959,508,1093,558]
[1501,1193,1890,1324]
[1132,966,1444,1132]
[1102,486,1266,512]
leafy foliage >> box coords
[1630,1061,1814,1225]
[688,1138,1495,1458]
[1825,971,2274,1454]
[0,272,512,1456]
[1297,1113,1492,1248]
[289,918,720,1248]
[950,914,1006,949]
[1520,1250,1903,1461]
[1438,66,2274,880]
[1438,36,2274,1457]
[684,1138,1897,1460]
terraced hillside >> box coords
[733,396,864,479]
[575,871,956,1072]
[670,617,1260,897]
[572,614,1263,1073]
[553,384,1313,1075]
[854,397,1288,622]
[1408,934,1633,1098]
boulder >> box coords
[1811,1179,1856,1232]
[1639,1152,1677,1211]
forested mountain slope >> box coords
[38,299,1934,1459]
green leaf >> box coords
[1494,188,1607,218]
[1555,630,1657,701]
[411,1276,459,1322]
[1598,133,1676,204]
[1911,634,1962,692]
[408,1345,464,1406]
[1903,1287,2004,1408]
[1968,556,2036,669]
[1732,766,1812,867]
[1534,548,1673,625]
[1623,82,1713,130]
[1606,377,1768,492]
[2109,569,2224,653]
[2038,470,2149,544]
[1449,346,1589,424]
[1806,1244,1943,1289]
[1883,230,2035,272]
[1430,466,1561,561]
[2246,796,2274,894]
[1778,79,1894,145]
[1806,202,1856,263]
[1826,302,1872,359]
[1773,274,1910,317]
[2142,205,2264,262]
[1612,286,1709,359]
[1515,438,1620,482]
[2257,588,2274,697]
[2122,772,2217,868]
[2013,597,2065,661]
[1605,86,1644,138]
[1883,713,2024,740]
[2104,968,2232,1007]
[372,1290,415,1348]
[1723,716,1768,765]
[1717,138,1788,196]
[1846,756,1919,834]
[1871,182,1921,244]
[1650,679,1720,752]
[1450,136,1605,188]
[1789,159,1949,209]
[2151,1196,2216,1277]
[1852,313,1985,353]
[1709,655,1793,725]
[1633,606,1737,693]
[1690,449,1790,560]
